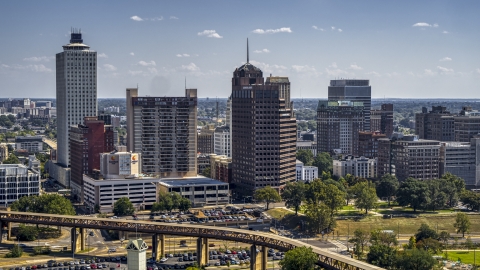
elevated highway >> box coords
[0,211,383,270]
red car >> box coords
[90,264,97,269]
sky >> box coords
[0,0,479,99]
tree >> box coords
[113,197,135,216]
[460,190,480,211]
[296,150,314,166]
[5,244,23,258]
[178,198,191,212]
[376,174,399,206]
[352,181,377,214]
[416,238,441,253]
[415,223,438,242]
[279,246,317,270]
[366,244,397,268]
[304,202,333,234]
[3,153,20,164]
[201,167,211,178]
[10,194,75,215]
[348,229,369,258]
[396,178,429,212]
[454,212,471,238]
[426,179,447,211]
[254,186,281,210]
[157,192,174,212]
[322,183,346,217]
[281,182,305,215]
[438,231,450,248]
[395,248,437,270]
[312,152,332,174]
[17,224,39,241]
[370,229,398,247]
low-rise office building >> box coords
[295,160,319,182]
[15,135,43,153]
[210,154,232,183]
[0,164,40,205]
[333,155,377,179]
[440,137,480,188]
[296,141,317,157]
[158,178,229,207]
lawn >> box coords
[335,214,480,235]
[443,251,480,265]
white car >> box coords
[160,258,168,262]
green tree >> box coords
[3,153,20,164]
[178,198,191,212]
[5,244,23,258]
[416,238,441,253]
[201,166,211,178]
[396,178,429,212]
[279,246,317,270]
[454,212,471,238]
[281,182,305,215]
[348,229,369,258]
[312,152,332,174]
[352,181,377,214]
[254,186,281,210]
[17,224,39,241]
[376,174,399,206]
[459,190,480,211]
[366,244,397,268]
[10,194,75,215]
[426,179,447,211]
[296,150,314,166]
[395,248,437,270]
[304,202,333,234]
[113,197,135,216]
[157,192,174,212]
[370,229,398,247]
[415,223,438,242]
[438,231,450,248]
[322,183,346,217]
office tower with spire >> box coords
[56,29,98,167]
[231,40,297,195]
[328,79,371,131]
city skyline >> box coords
[0,1,479,99]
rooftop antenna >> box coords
[247,38,249,63]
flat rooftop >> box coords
[159,177,227,187]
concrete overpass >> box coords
[0,211,383,270]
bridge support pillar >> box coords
[250,244,257,270]
[80,228,85,251]
[250,245,267,270]
[152,234,165,261]
[71,227,82,253]
[6,222,11,241]
[196,237,208,267]
[261,246,267,270]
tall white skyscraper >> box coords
[56,29,98,166]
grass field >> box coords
[443,251,480,265]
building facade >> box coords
[158,178,230,207]
[0,164,40,206]
[415,106,455,141]
[370,104,394,138]
[15,135,43,153]
[295,160,318,182]
[354,131,387,158]
[296,141,317,157]
[440,137,480,188]
[333,155,377,179]
[377,135,441,181]
[231,52,297,195]
[328,79,371,131]
[317,100,364,154]
[210,154,232,183]
[126,88,197,177]
[454,108,480,142]
[214,126,231,157]
[197,125,215,155]
[70,116,114,201]
[56,30,97,167]
[0,144,8,163]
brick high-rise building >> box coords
[454,107,480,142]
[317,100,364,154]
[70,116,114,201]
[197,124,215,155]
[371,104,394,138]
[415,106,454,141]
[231,42,296,195]
[355,131,387,158]
[126,88,197,177]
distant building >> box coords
[197,154,210,174]
[213,126,231,157]
[440,137,480,188]
[354,131,387,158]
[0,164,40,206]
[210,154,232,184]
[295,160,318,182]
[296,141,317,157]
[197,124,215,155]
[70,116,114,201]
[333,155,377,179]
[0,144,8,163]
[28,155,40,172]
[317,100,364,154]
[454,107,480,142]
[126,88,198,177]
[15,135,43,153]
[158,178,230,207]
[370,104,394,138]
[415,106,454,141]
[377,134,441,180]
[328,79,371,131]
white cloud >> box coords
[170,16,178,20]
[103,64,117,71]
[1,64,52,72]
[439,57,452,62]
[312,25,325,31]
[253,49,270,54]
[443,31,449,34]
[433,23,439,28]
[130,16,143,21]
[1,64,10,68]
[325,62,348,76]
[331,26,335,30]
[197,30,223,38]
[249,60,287,73]
[366,71,381,77]
[476,68,480,74]
[252,27,292,34]
[128,70,143,76]
[23,56,53,62]
[412,22,439,28]
[98,53,108,58]
[423,69,436,76]
[138,60,156,67]
[292,65,317,73]
[130,52,135,56]
[176,54,190,57]
[149,17,163,21]
[148,67,158,74]
[338,29,343,32]
[437,66,454,74]
[181,63,200,71]
[349,64,363,70]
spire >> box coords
[247,38,249,63]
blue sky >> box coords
[0,0,479,99]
